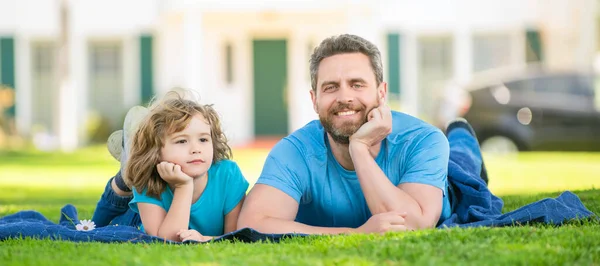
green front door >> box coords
[253,39,288,136]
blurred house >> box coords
[0,0,597,150]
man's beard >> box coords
[319,102,369,145]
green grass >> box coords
[1,147,600,265]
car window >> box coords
[533,74,594,96]
[573,75,595,96]
[504,74,594,96]
[504,78,533,93]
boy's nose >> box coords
[191,144,202,154]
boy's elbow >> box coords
[155,229,179,242]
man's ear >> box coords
[310,89,318,113]
[378,82,388,102]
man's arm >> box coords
[238,185,409,234]
[237,139,358,235]
[350,142,443,230]
[237,184,356,234]
[240,135,410,235]
[349,97,448,230]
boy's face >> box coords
[310,52,386,144]
[160,113,214,178]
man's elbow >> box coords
[410,201,441,229]
[371,205,437,229]
[236,216,252,230]
[237,211,265,230]
[415,218,437,229]
[409,213,439,230]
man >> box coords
[237,34,454,234]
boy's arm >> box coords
[138,183,193,241]
[223,197,244,234]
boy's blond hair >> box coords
[125,90,231,198]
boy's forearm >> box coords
[157,184,193,240]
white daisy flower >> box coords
[75,219,96,231]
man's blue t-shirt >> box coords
[256,111,451,228]
[129,160,249,236]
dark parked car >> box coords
[435,67,600,153]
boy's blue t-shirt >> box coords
[256,111,451,228]
[129,160,249,236]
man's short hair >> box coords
[309,34,384,92]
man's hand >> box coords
[177,229,213,242]
[349,96,392,148]
[355,211,408,234]
[156,162,193,188]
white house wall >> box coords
[68,0,159,148]
[0,0,597,149]
[378,0,537,116]
[0,0,160,150]
[378,0,596,118]
[156,13,186,93]
[1,0,59,141]
[163,0,360,13]
[539,0,598,70]
[166,11,350,145]
[157,2,384,145]
[379,0,538,31]
[378,0,596,70]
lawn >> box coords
[1,146,599,265]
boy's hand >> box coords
[156,162,193,188]
[177,229,213,242]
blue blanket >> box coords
[1,188,593,244]
[1,145,596,243]
[0,204,299,244]
[438,138,596,228]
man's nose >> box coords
[336,85,354,103]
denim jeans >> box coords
[446,127,486,211]
[448,127,484,177]
[91,171,141,228]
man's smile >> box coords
[336,110,357,116]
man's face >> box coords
[310,53,386,144]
